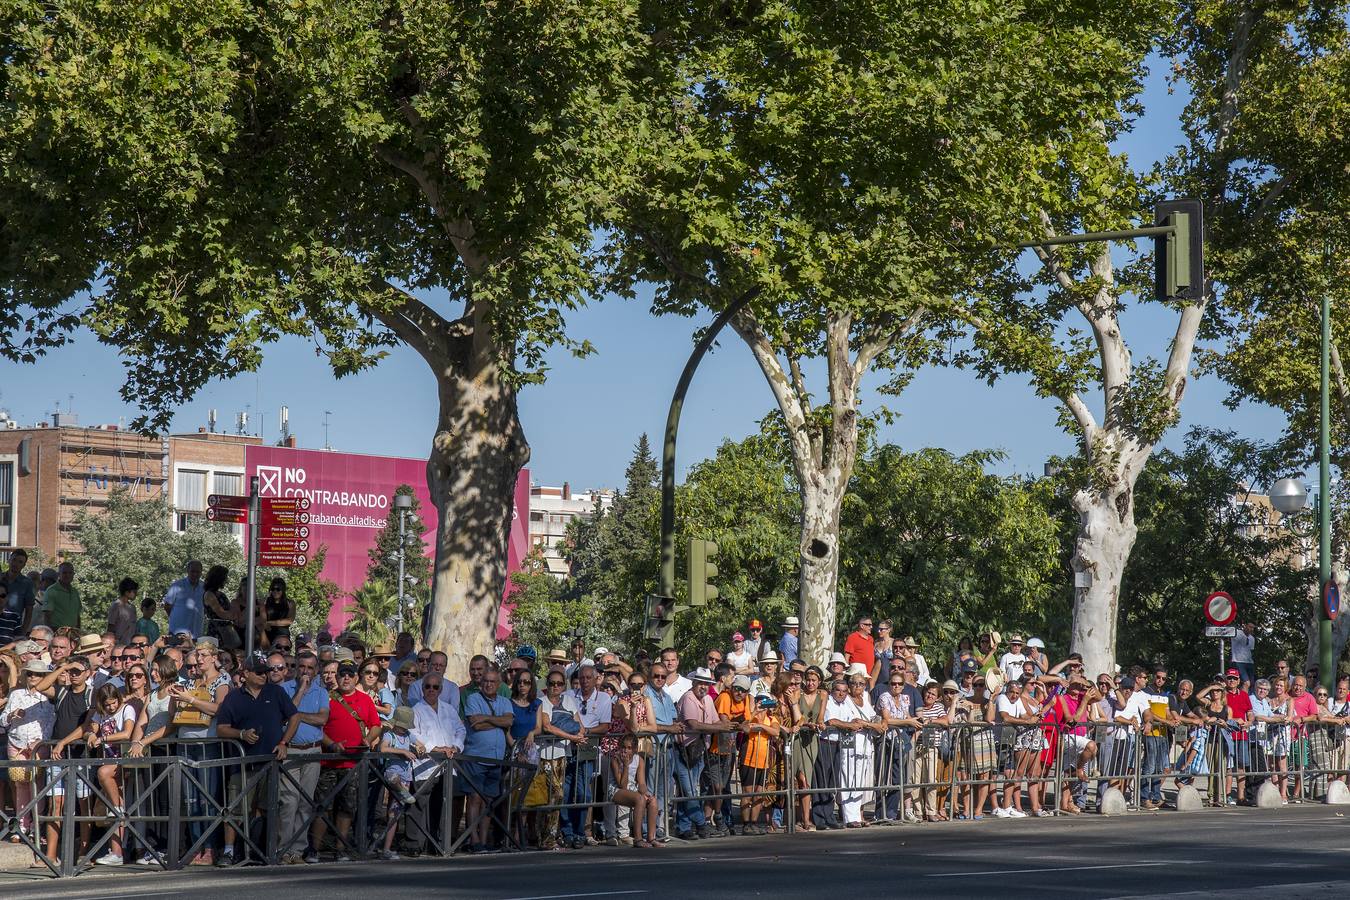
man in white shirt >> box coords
[1231,623,1256,689]
[999,636,1028,682]
[408,673,465,853]
[561,664,613,848]
[164,560,206,639]
[1101,676,1152,798]
[994,680,1036,817]
[660,648,692,702]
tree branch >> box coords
[730,307,821,476]
[787,353,813,420]
[853,306,926,381]
[363,279,459,367]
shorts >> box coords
[317,766,360,816]
[48,765,92,800]
[1226,737,1251,769]
[739,764,768,790]
[997,744,1016,773]
[457,759,502,799]
[702,752,734,795]
[1061,733,1092,769]
[227,764,274,811]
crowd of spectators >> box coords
[2,550,1348,869]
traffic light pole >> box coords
[1319,284,1333,690]
[659,287,762,601]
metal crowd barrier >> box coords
[7,707,1350,876]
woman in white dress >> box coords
[827,668,885,826]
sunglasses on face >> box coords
[424,684,442,691]
[361,669,380,676]
[274,645,292,652]
[128,672,147,679]
[269,665,287,672]
[629,682,645,689]
[889,680,904,686]
[400,671,417,678]
[547,679,565,687]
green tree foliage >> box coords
[507,557,619,659]
[0,0,645,669]
[615,0,1170,665]
[71,490,243,626]
[346,580,398,647]
[839,446,1064,655]
[365,484,432,615]
[1166,0,1350,463]
[257,545,340,642]
[1111,429,1309,680]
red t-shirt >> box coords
[322,689,380,768]
[844,631,875,667]
[1225,689,1252,740]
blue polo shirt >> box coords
[646,685,676,746]
[463,691,511,760]
[281,677,330,746]
[215,681,298,755]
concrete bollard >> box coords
[1324,780,1350,805]
[1099,787,1128,816]
[1174,784,1202,811]
[1255,781,1282,809]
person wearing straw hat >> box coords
[779,616,801,667]
[750,650,781,698]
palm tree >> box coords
[347,579,397,646]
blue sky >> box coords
[0,59,1291,490]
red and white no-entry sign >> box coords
[1204,590,1237,627]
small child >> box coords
[379,705,423,860]
[135,597,161,646]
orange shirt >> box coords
[844,631,875,667]
[743,708,775,768]
[714,690,748,755]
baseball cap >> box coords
[731,632,745,642]
[249,656,271,675]
[1027,637,1045,649]
[732,675,752,691]
[1226,668,1240,678]
[960,658,979,674]
[748,619,763,630]
[337,662,359,677]
[515,645,538,661]
[1117,676,1137,691]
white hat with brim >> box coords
[984,669,1006,694]
[690,667,715,684]
[846,662,869,678]
[829,652,847,665]
[783,617,800,628]
[760,651,779,664]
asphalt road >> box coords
[5,804,1350,899]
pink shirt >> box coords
[678,689,718,747]
[1291,691,1319,737]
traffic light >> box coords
[1154,199,1204,302]
[688,538,719,607]
[644,593,674,644]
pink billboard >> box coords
[244,445,529,638]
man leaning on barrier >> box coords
[308,660,380,863]
[214,655,302,866]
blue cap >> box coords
[515,645,538,660]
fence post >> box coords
[59,761,76,877]
[354,754,370,857]
[441,759,455,857]
[167,757,183,870]
[265,757,281,865]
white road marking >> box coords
[926,861,1198,878]
[500,892,648,900]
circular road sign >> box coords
[1204,590,1237,627]
[1326,581,1341,621]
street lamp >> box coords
[1270,476,1312,521]
[393,493,413,633]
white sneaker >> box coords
[992,807,1010,818]
[139,851,159,866]
[1035,809,1052,817]
[1007,808,1027,818]
[95,852,124,866]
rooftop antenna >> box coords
[279,406,290,445]
[236,410,249,436]
[208,408,218,433]
[323,410,332,450]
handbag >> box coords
[678,737,706,767]
[523,769,550,807]
[209,618,242,651]
[171,687,212,727]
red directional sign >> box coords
[259,497,312,567]
[261,497,311,528]
[259,549,308,568]
[206,494,249,524]
[1204,590,1237,627]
